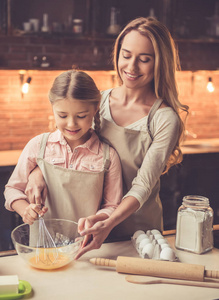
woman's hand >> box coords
[75,214,112,260]
[74,217,114,260]
[25,167,47,206]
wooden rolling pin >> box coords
[90,257,219,282]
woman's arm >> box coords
[96,146,123,216]
[75,110,180,259]
[25,166,47,205]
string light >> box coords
[21,77,32,94]
[207,77,215,93]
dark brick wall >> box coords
[0,36,219,71]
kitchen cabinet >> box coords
[0,0,218,70]
[2,0,218,39]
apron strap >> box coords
[147,99,163,140]
[102,142,110,171]
[100,89,113,109]
[38,132,50,159]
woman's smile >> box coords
[124,71,142,80]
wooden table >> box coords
[1,236,219,300]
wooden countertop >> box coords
[0,139,219,167]
[0,237,219,300]
[181,138,219,155]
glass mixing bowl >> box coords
[11,219,83,270]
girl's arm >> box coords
[11,200,47,225]
[4,134,42,212]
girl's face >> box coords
[53,98,97,149]
[118,30,155,90]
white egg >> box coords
[141,243,154,259]
[151,229,161,235]
[135,233,148,245]
[154,234,163,240]
[132,230,145,241]
[160,247,176,261]
[157,238,167,245]
[138,238,151,251]
[160,243,169,249]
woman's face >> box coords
[118,30,155,90]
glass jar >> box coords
[73,19,83,35]
[175,195,213,254]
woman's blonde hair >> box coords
[49,70,101,136]
[113,17,189,173]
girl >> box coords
[4,70,123,235]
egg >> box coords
[141,243,154,259]
[154,234,163,241]
[160,243,169,249]
[138,238,151,252]
[160,247,176,261]
[132,230,145,241]
[151,229,161,236]
[157,238,167,245]
[135,234,148,246]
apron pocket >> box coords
[80,161,102,172]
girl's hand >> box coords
[75,217,113,260]
[22,203,48,225]
[25,167,47,206]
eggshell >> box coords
[135,234,148,245]
[151,229,161,236]
[154,234,163,241]
[132,230,145,241]
[138,238,151,251]
[160,243,169,249]
[160,247,176,261]
[141,243,154,259]
[157,238,167,245]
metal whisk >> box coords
[35,215,58,265]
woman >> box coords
[25,17,189,259]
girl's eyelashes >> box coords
[58,115,87,119]
[77,115,86,119]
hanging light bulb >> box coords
[207,77,215,93]
[21,77,32,94]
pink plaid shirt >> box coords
[4,129,123,217]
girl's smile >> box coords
[53,98,97,150]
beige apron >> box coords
[100,90,163,241]
[36,133,110,222]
